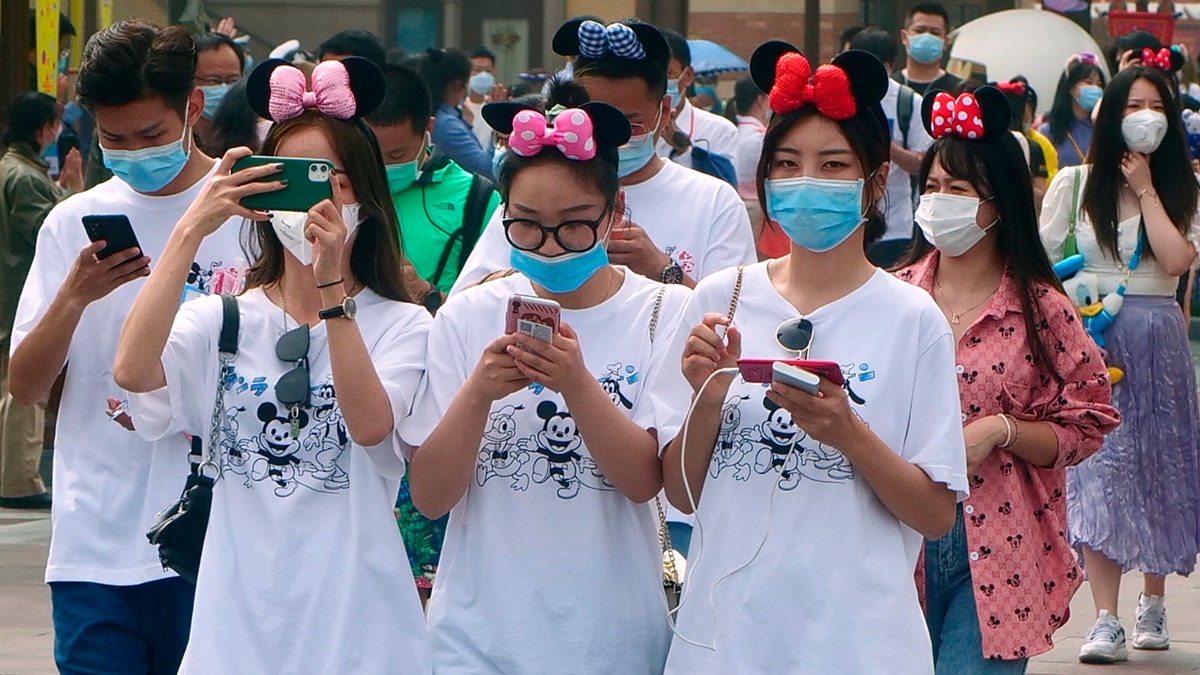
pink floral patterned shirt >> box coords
[898,254,1120,660]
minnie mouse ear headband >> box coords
[552,19,670,63]
[246,56,385,123]
[1140,46,1185,72]
[749,41,888,120]
[921,86,1010,142]
[482,101,631,161]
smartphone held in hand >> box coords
[504,295,561,343]
[82,214,141,260]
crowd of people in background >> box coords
[1,4,1199,674]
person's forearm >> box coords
[662,378,732,513]
[564,379,661,502]
[1141,189,1197,275]
[890,144,923,175]
[841,423,957,539]
[321,285,393,447]
[8,291,85,406]
[1000,418,1059,468]
[408,384,491,519]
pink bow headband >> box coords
[268,60,357,122]
[508,108,597,161]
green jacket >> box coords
[392,156,500,294]
[0,144,69,346]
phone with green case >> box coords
[231,156,334,213]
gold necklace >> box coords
[934,276,996,325]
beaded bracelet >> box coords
[998,414,1020,449]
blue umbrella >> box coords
[687,39,749,76]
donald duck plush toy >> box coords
[1054,254,1130,384]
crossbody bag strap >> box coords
[646,285,679,586]
[199,294,240,482]
[1064,167,1081,258]
[727,265,745,322]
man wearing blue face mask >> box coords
[453,19,755,294]
[463,46,508,149]
[367,64,500,301]
[192,32,245,156]
[656,29,740,187]
[893,3,962,97]
[7,22,252,674]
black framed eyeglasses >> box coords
[275,324,310,434]
[502,206,611,253]
[776,317,814,359]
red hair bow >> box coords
[1142,47,1172,70]
[930,92,985,140]
[768,52,856,120]
[996,81,1026,97]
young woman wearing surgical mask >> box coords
[895,86,1119,672]
[113,58,433,672]
[1040,64,1200,664]
[1040,55,1107,168]
[404,90,689,672]
[657,43,967,673]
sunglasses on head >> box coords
[275,324,310,433]
[777,317,814,359]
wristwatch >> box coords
[318,296,357,321]
[660,261,684,285]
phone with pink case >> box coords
[737,358,845,386]
[504,295,561,343]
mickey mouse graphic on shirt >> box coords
[309,383,351,491]
[476,404,532,490]
[750,396,806,490]
[519,400,613,499]
[248,402,311,497]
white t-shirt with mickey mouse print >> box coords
[449,159,757,294]
[404,268,689,674]
[650,262,968,674]
[127,288,432,674]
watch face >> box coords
[343,296,357,319]
[662,265,684,284]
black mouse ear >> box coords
[339,57,385,118]
[552,18,587,56]
[482,102,533,135]
[245,58,292,121]
[831,49,889,108]
[972,86,1014,142]
[580,101,632,149]
[750,40,800,99]
[1170,46,1187,72]
[626,22,670,62]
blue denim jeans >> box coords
[51,578,194,674]
[925,507,1028,675]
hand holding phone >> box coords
[738,359,844,386]
[772,362,821,395]
[68,218,150,305]
[504,294,561,343]
[83,215,141,260]
[232,155,333,214]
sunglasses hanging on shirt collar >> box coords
[274,324,310,436]
[776,316,866,404]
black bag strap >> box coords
[897,84,914,148]
[457,173,496,273]
[219,294,239,357]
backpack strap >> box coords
[1065,167,1081,259]
[218,294,239,357]
[458,174,496,273]
[897,85,914,148]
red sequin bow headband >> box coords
[929,92,985,140]
[1142,47,1173,70]
[768,52,856,120]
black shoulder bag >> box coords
[146,294,239,584]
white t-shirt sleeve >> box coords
[365,306,433,475]
[633,286,692,452]
[402,294,476,447]
[902,321,969,501]
[907,91,934,152]
[1040,166,1080,263]
[700,184,758,276]
[127,294,224,443]
[10,209,72,353]
[450,209,509,295]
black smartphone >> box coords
[82,214,141,260]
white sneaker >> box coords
[1131,594,1170,650]
[1079,610,1128,664]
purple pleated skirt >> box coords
[1067,295,1200,576]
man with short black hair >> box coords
[367,64,501,298]
[9,22,246,672]
[894,2,962,96]
[192,32,245,153]
[317,28,386,67]
[657,28,740,186]
[852,29,933,267]
[464,46,506,148]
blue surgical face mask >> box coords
[694,84,717,100]
[510,243,609,293]
[469,71,495,96]
[765,176,866,253]
[200,83,231,119]
[101,121,192,193]
[907,33,945,65]
[1075,84,1103,113]
[666,79,681,109]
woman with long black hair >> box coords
[1040,63,1200,664]
[1039,54,1106,168]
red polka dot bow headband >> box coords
[1141,47,1174,71]
[930,92,985,140]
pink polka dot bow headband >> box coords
[508,108,598,161]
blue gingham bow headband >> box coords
[577,20,645,60]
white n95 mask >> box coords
[915,193,994,258]
[269,204,363,266]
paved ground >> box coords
[0,504,1196,673]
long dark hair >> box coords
[243,111,414,302]
[1083,66,1198,260]
[1046,62,1104,145]
[899,133,1067,382]
[755,104,891,248]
